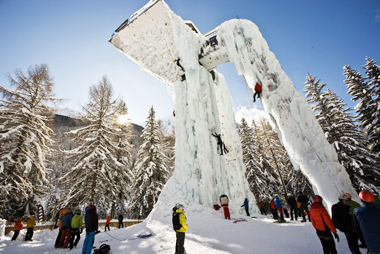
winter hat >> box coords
[343,192,352,200]
[176,204,185,210]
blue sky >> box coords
[1,0,379,124]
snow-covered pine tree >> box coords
[61,76,133,210]
[127,106,169,219]
[110,100,134,218]
[0,64,59,219]
[306,74,379,193]
[157,119,175,176]
[362,57,380,155]
[239,118,270,201]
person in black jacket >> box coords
[332,195,361,254]
[82,205,99,254]
[297,191,310,222]
[287,195,298,221]
[118,213,124,229]
[212,132,224,155]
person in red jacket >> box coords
[253,83,262,102]
[105,214,111,231]
[309,195,339,254]
[11,218,23,241]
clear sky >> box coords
[1,0,379,124]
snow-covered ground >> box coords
[1,208,359,254]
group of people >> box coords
[11,215,35,241]
[54,207,83,249]
[309,190,380,254]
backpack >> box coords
[94,244,111,254]
[172,212,181,231]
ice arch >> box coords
[109,0,357,212]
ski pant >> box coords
[105,223,110,231]
[69,228,81,249]
[259,207,267,215]
[277,207,285,220]
[343,230,360,254]
[60,227,71,247]
[244,206,250,216]
[54,229,63,247]
[25,227,33,241]
[82,231,95,254]
[11,230,20,241]
[218,143,223,155]
[222,204,230,219]
[253,91,261,101]
[300,203,310,221]
[271,208,279,220]
[316,230,337,254]
[175,232,186,254]
[289,206,298,220]
[119,221,123,228]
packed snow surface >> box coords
[1,209,357,253]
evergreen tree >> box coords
[306,74,379,192]
[61,76,133,210]
[362,57,380,154]
[0,64,59,218]
[127,106,169,219]
[239,118,277,201]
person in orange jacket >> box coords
[105,214,111,231]
[11,218,23,241]
[309,195,339,254]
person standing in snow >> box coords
[257,199,267,215]
[220,194,231,219]
[274,195,286,222]
[118,213,124,228]
[70,209,83,249]
[287,195,298,221]
[353,190,380,254]
[212,132,224,155]
[309,195,339,254]
[105,214,111,231]
[82,205,99,254]
[55,208,67,248]
[270,198,279,220]
[60,208,73,248]
[172,204,188,254]
[241,198,250,216]
[24,215,36,241]
[344,192,366,248]
[297,191,310,222]
[332,195,361,254]
[11,217,23,241]
[253,83,262,102]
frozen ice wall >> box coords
[217,19,357,209]
[110,0,255,215]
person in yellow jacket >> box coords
[25,215,36,241]
[70,209,83,249]
[172,204,188,254]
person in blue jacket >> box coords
[241,198,250,216]
[274,195,286,222]
[353,190,380,254]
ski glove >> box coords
[334,233,339,242]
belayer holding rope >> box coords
[253,82,262,102]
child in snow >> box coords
[241,198,250,216]
[105,214,110,231]
[274,195,286,222]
